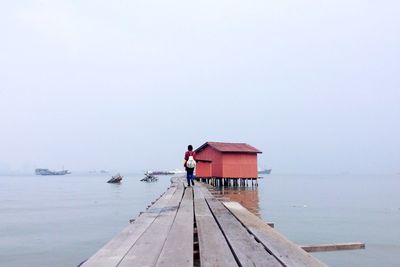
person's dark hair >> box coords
[188,145,193,151]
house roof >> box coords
[195,142,262,154]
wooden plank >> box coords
[223,201,327,267]
[118,182,185,267]
[203,192,282,267]
[301,242,365,253]
[82,184,178,267]
[156,187,194,267]
[193,186,238,267]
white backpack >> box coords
[186,156,196,169]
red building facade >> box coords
[195,142,262,179]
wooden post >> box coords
[301,242,366,253]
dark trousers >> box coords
[186,169,195,186]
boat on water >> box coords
[145,169,185,175]
[258,169,272,174]
[35,168,71,175]
[172,169,186,174]
[141,173,158,182]
[145,170,175,175]
[107,174,123,183]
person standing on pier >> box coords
[184,145,196,187]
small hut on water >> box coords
[195,142,262,186]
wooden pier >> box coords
[82,177,328,267]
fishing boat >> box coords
[145,170,175,175]
[141,173,158,182]
[107,174,123,183]
[35,168,71,175]
[258,169,272,174]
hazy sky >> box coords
[1,0,399,174]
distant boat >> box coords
[35,168,71,176]
[258,169,272,174]
[107,174,123,183]
[172,169,186,174]
[146,170,175,175]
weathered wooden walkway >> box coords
[82,177,327,267]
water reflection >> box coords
[211,186,261,216]
[108,182,122,196]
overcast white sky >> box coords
[0,0,399,174]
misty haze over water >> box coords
[0,1,399,175]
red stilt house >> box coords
[195,142,262,179]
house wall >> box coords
[221,153,258,178]
[196,161,212,177]
[196,146,223,177]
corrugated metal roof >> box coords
[195,142,262,154]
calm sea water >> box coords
[215,174,400,267]
[0,173,399,267]
[0,173,172,267]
